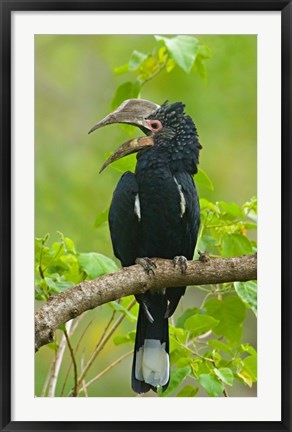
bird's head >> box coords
[89,99,201,174]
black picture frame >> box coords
[1,1,291,431]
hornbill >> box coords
[89,99,201,393]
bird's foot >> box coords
[135,257,157,275]
[173,256,188,275]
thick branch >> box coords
[35,254,257,352]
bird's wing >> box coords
[165,171,200,317]
[173,171,201,259]
[108,171,140,267]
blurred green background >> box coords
[35,35,257,397]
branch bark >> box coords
[35,253,257,352]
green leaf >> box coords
[166,58,176,73]
[77,252,118,279]
[114,63,129,75]
[169,345,186,360]
[234,281,257,316]
[214,367,234,386]
[184,314,219,337]
[54,280,74,292]
[129,50,148,71]
[197,43,212,60]
[208,339,233,357]
[46,342,59,351]
[104,151,137,173]
[205,296,246,345]
[243,196,257,214]
[120,295,139,317]
[170,326,188,345]
[194,44,211,80]
[176,357,193,369]
[111,81,141,111]
[236,371,253,387]
[199,198,220,214]
[196,235,218,257]
[176,307,200,329]
[108,301,137,322]
[176,385,199,397]
[198,373,224,396]
[94,207,109,229]
[158,46,168,63]
[51,240,65,256]
[193,358,210,377]
[60,255,83,284]
[64,236,76,254]
[158,366,191,397]
[113,330,136,345]
[244,222,257,230]
[222,233,253,257]
[155,35,200,73]
[35,291,46,301]
[243,355,257,382]
[195,168,214,190]
[238,343,257,356]
[45,276,72,294]
[194,56,207,80]
[218,201,244,220]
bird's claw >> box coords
[173,255,188,275]
[135,257,157,275]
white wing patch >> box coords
[173,176,186,218]
[134,193,141,221]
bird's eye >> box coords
[147,119,163,132]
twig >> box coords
[94,309,116,349]
[60,315,93,396]
[41,360,54,397]
[74,298,136,393]
[47,320,73,397]
[140,59,168,87]
[80,353,88,397]
[64,328,78,397]
[78,350,133,395]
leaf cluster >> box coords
[35,231,118,301]
[197,196,257,259]
[111,35,211,111]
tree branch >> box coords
[35,254,257,352]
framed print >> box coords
[1,1,291,431]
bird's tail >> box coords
[132,294,170,394]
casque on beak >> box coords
[88,99,160,172]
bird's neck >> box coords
[136,136,199,177]
[136,147,169,175]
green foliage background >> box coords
[35,35,257,397]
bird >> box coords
[89,99,201,394]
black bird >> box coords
[89,99,201,393]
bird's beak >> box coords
[99,136,154,173]
[88,98,160,134]
[89,98,160,173]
